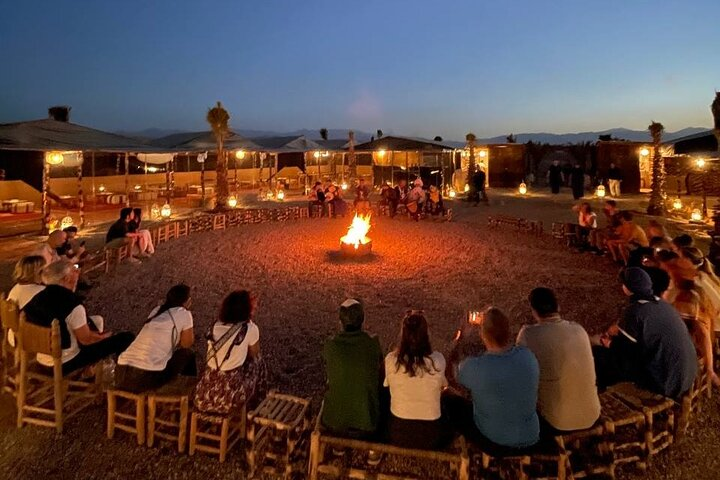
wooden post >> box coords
[41,155,50,234]
[200,154,206,204]
[91,152,96,200]
[124,152,130,207]
[165,160,171,204]
[406,151,410,184]
[77,153,85,229]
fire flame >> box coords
[341,213,371,249]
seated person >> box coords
[425,185,446,217]
[671,233,694,253]
[325,184,347,217]
[56,226,88,263]
[384,311,449,450]
[32,230,64,265]
[115,284,196,393]
[354,178,371,209]
[127,208,155,256]
[589,199,620,253]
[406,178,426,221]
[321,299,383,439]
[308,181,326,216]
[394,179,410,208]
[8,255,46,309]
[379,181,399,217]
[105,208,141,264]
[517,288,600,432]
[194,290,267,414]
[606,211,649,264]
[646,219,669,244]
[572,202,597,248]
[23,259,134,375]
[456,307,540,450]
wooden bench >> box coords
[212,214,226,230]
[175,219,189,237]
[247,391,311,479]
[81,251,107,275]
[309,405,469,480]
[147,376,195,452]
[104,244,130,273]
[599,390,646,472]
[107,389,146,445]
[1,294,20,397]
[189,406,247,463]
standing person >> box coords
[455,307,540,450]
[547,160,563,194]
[105,208,141,264]
[380,181,399,217]
[194,290,267,414]
[517,288,600,433]
[308,181,326,217]
[570,163,585,200]
[128,208,155,256]
[354,177,371,211]
[23,259,134,375]
[394,179,410,209]
[384,311,449,450]
[115,284,196,393]
[321,298,383,439]
[608,163,623,197]
[471,168,487,206]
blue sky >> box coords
[0,0,718,139]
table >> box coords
[1,199,34,213]
[188,185,214,196]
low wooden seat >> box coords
[309,403,469,480]
[554,421,612,479]
[1,294,20,397]
[147,376,195,452]
[16,315,100,433]
[156,223,176,244]
[104,244,130,273]
[607,383,675,462]
[189,406,247,462]
[107,389,146,445]
[212,214,226,230]
[599,390,646,472]
[475,451,531,480]
[677,359,709,438]
[175,219,189,237]
[551,222,566,243]
[377,204,390,217]
[247,391,311,479]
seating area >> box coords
[488,214,543,236]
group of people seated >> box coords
[7,253,267,415]
[320,278,705,456]
[379,178,446,220]
[105,207,155,263]
[308,180,349,218]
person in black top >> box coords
[570,163,585,200]
[127,207,155,256]
[471,169,487,206]
[106,208,141,263]
[547,161,563,194]
[608,163,622,197]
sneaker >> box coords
[367,450,382,466]
[127,257,141,265]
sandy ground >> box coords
[1,197,719,479]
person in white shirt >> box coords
[8,255,46,309]
[115,284,196,392]
[384,311,449,450]
[194,290,267,415]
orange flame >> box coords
[340,213,372,249]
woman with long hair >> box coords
[128,207,155,256]
[679,246,720,328]
[116,284,196,392]
[8,255,46,309]
[383,311,449,450]
[194,290,267,415]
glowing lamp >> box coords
[313,151,321,158]
[640,148,650,156]
[377,149,386,157]
[150,203,161,219]
[696,158,706,169]
[341,182,348,190]
[46,151,64,165]
[98,184,106,193]
[464,184,470,193]
[134,184,141,191]
[672,198,683,210]
[60,215,74,231]
[266,190,274,200]
[518,182,527,195]
[235,150,245,160]
[160,203,172,218]
[596,185,606,198]
[478,150,488,158]
[448,189,457,198]
[228,195,238,208]
[277,190,285,201]
[147,166,160,173]
[691,209,703,222]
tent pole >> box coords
[406,152,409,184]
[41,155,49,235]
[165,160,171,204]
[200,154,206,204]
[78,153,85,229]
[91,152,96,200]
[124,152,130,207]
[390,151,394,186]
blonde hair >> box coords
[681,247,720,288]
[13,255,46,284]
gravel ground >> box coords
[1,199,718,479]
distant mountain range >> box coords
[117,127,710,145]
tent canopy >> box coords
[0,119,158,153]
[250,135,324,153]
[149,130,261,153]
[353,135,456,152]
[136,153,176,165]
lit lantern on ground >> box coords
[518,182,527,195]
[596,185,606,198]
[696,158,706,169]
[266,190,274,200]
[341,182,348,190]
[161,203,172,218]
[672,198,683,210]
[46,151,64,165]
[98,184,106,193]
[134,184,141,191]
[60,215,74,231]
[235,150,245,160]
[150,203,161,219]
[448,189,457,198]
[277,190,285,201]
[228,195,238,208]
[464,184,470,193]
[691,209,703,222]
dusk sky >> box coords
[1,0,718,139]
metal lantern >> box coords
[235,150,245,160]
[518,182,528,195]
[150,203,161,219]
[596,185,606,198]
[448,189,457,198]
[46,151,64,165]
[672,198,683,210]
[60,215,74,231]
[98,184,106,193]
[341,182,348,190]
[228,195,238,208]
[161,203,172,218]
[691,209,703,222]
[277,190,285,201]
[640,148,650,157]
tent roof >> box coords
[0,119,158,153]
[316,139,350,150]
[665,129,717,154]
[149,130,261,152]
[353,135,456,152]
[250,135,324,153]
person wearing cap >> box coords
[598,268,697,399]
[517,287,600,432]
[321,298,383,438]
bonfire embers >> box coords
[340,213,372,256]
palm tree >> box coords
[434,136,443,142]
[376,129,384,139]
[465,132,477,177]
[320,128,328,141]
[710,92,720,227]
[206,101,230,208]
[506,133,517,144]
[647,121,666,216]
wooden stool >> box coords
[608,383,675,461]
[175,220,189,237]
[555,422,613,479]
[107,389,146,445]
[212,214,226,230]
[189,407,246,463]
[600,390,646,472]
[147,377,194,452]
[310,204,323,218]
[246,391,311,479]
[377,204,390,216]
[477,452,531,480]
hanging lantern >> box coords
[46,151,64,165]
[134,184,142,191]
[161,203,172,218]
[448,188,457,198]
[640,148,650,157]
[228,195,238,208]
[478,150,488,158]
[518,182,528,195]
[691,209,703,222]
[60,215,74,231]
[150,203,161,219]
[672,198,683,210]
[98,184,106,193]
[464,184,470,193]
[595,185,606,198]
[277,190,285,201]
[341,182,348,190]
[235,150,245,160]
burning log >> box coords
[340,213,372,256]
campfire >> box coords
[340,213,372,256]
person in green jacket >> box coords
[321,298,383,439]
